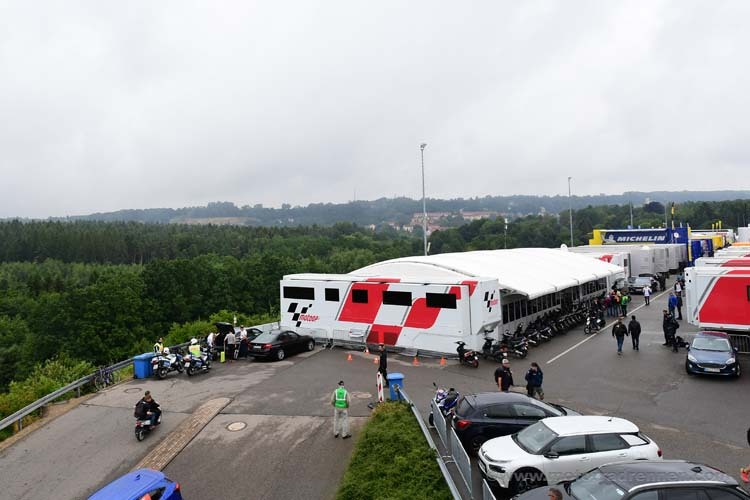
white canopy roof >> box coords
[352,248,623,299]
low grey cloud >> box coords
[1,1,749,218]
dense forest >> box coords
[48,190,750,227]
[0,198,747,411]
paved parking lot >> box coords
[1,287,748,499]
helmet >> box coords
[190,338,198,345]
[163,347,170,355]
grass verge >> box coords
[336,401,452,500]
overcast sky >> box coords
[1,1,749,218]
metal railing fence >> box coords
[396,387,462,500]
[431,398,449,449]
[482,479,497,500]
[450,427,473,495]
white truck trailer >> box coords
[685,267,750,332]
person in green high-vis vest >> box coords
[331,380,351,439]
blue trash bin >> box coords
[387,372,404,400]
[133,353,155,379]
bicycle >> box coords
[92,365,121,391]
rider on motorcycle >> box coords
[134,390,161,428]
[189,338,207,363]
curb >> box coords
[133,397,232,471]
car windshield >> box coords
[692,336,731,352]
[569,470,626,500]
[253,332,279,343]
[542,402,567,416]
[514,421,557,454]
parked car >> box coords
[612,278,629,293]
[627,277,653,294]
[478,416,662,494]
[88,469,182,500]
[638,273,660,291]
[452,392,580,454]
[515,460,749,500]
[686,331,740,378]
[248,330,315,361]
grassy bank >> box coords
[336,401,451,500]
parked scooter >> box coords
[455,341,479,368]
[134,413,161,441]
[184,347,212,376]
[481,336,508,362]
[428,382,460,426]
[583,311,606,334]
[500,333,529,359]
[151,347,184,379]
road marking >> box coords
[133,397,232,471]
[546,289,670,365]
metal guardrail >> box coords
[450,426,473,496]
[0,357,134,434]
[396,387,463,500]
[482,479,497,500]
[431,398,449,449]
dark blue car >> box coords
[88,469,182,500]
[685,331,740,378]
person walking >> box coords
[668,292,678,317]
[612,317,629,355]
[378,344,389,388]
[494,359,514,392]
[628,315,641,350]
[331,380,351,439]
[643,284,651,306]
[524,362,544,400]
[675,293,683,320]
[224,329,236,363]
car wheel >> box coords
[307,340,315,352]
[734,364,741,379]
[470,436,485,455]
[276,349,285,361]
[428,413,434,427]
[685,363,693,375]
[511,469,545,494]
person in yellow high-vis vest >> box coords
[331,380,351,439]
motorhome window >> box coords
[521,301,527,317]
[352,289,368,303]
[325,288,340,302]
[514,302,521,319]
[502,304,509,324]
[383,291,412,306]
[426,293,457,309]
[283,286,315,300]
[508,302,516,321]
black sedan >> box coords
[452,391,579,454]
[248,330,315,361]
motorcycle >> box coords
[481,336,507,362]
[134,413,161,441]
[455,341,479,368]
[583,311,606,334]
[428,382,460,426]
[151,348,184,379]
[184,347,212,376]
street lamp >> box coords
[568,176,574,247]
[420,143,428,256]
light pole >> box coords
[420,143,428,256]
[568,176,574,247]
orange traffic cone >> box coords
[412,356,420,366]
[373,356,379,364]
[347,353,353,362]
[439,357,447,366]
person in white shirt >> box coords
[207,331,215,348]
[225,330,237,363]
[643,285,651,306]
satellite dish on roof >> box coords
[560,244,568,251]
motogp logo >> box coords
[288,303,318,327]
[484,291,497,312]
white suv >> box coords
[478,416,662,494]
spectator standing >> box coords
[153,337,164,354]
[378,344,389,388]
[675,294,683,320]
[224,329,236,363]
[620,292,631,316]
[668,292,678,317]
[643,285,651,306]
[674,279,683,296]
[662,311,680,352]
[524,362,544,400]
[612,317,629,355]
[206,331,215,349]
[494,359,514,392]
[331,380,351,439]
[628,315,641,350]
